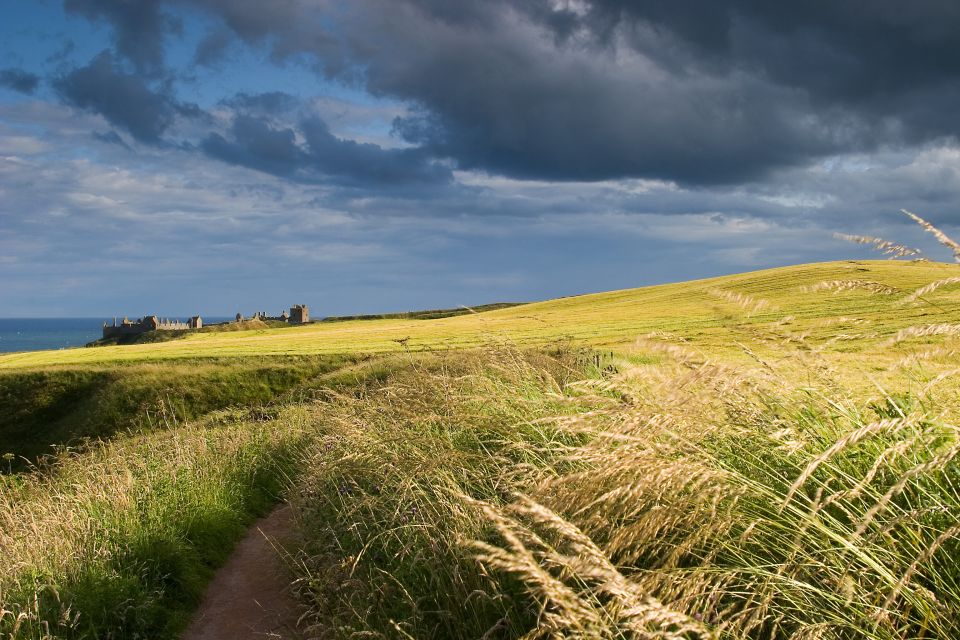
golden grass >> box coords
[278,320,960,638]
[2,260,959,370]
[7,232,960,638]
[902,209,960,261]
[473,331,960,638]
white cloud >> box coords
[0,135,48,155]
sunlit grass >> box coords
[0,406,311,639]
[5,255,960,638]
[2,260,959,369]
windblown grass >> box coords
[0,406,310,639]
[279,228,960,638]
[11,327,959,638]
[832,233,923,259]
[465,228,960,637]
[288,347,595,638]
[277,327,960,638]
[476,339,960,638]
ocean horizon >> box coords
[0,317,233,353]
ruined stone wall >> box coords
[102,315,201,339]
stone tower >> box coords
[290,304,309,324]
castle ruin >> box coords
[102,303,310,340]
[236,304,310,325]
[102,315,202,339]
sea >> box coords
[0,318,233,353]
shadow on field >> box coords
[0,355,358,469]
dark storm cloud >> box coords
[92,129,131,149]
[58,0,960,186]
[0,68,40,94]
[207,0,960,183]
[569,1,960,95]
[537,1,960,140]
[301,118,452,186]
[201,115,300,177]
[54,51,194,144]
[202,111,452,186]
[63,0,174,74]
[193,27,232,67]
[222,91,300,115]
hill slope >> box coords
[6,259,960,639]
[2,259,959,368]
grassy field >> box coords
[2,260,958,369]
[4,257,960,639]
[0,355,358,465]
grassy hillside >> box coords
[2,260,959,369]
[318,301,525,321]
[5,259,960,639]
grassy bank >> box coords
[0,406,310,639]
[280,252,960,637]
[0,355,356,465]
[0,349,555,639]
[8,336,959,638]
[477,341,960,638]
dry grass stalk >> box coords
[803,280,898,295]
[473,495,716,639]
[814,316,870,327]
[895,346,959,368]
[782,417,911,507]
[902,209,960,262]
[901,276,960,304]
[707,288,776,316]
[833,233,922,259]
[887,323,960,346]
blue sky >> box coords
[2,0,960,317]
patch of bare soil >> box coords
[181,505,301,640]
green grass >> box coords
[290,347,593,638]
[5,258,960,639]
[0,352,422,639]
[3,260,959,368]
[0,355,358,465]
[284,336,960,638]
[0,406,311,639]
[470,347,960,638]
[318,301,525,322]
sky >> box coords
[2,0,960,317]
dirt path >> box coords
[181,505,302,640]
